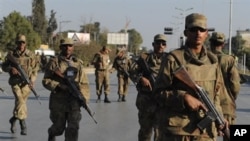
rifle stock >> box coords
[173,66,230,140]
[137,57,156,85]
[54,69,97,124]
[7,54,41,104]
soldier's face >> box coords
[17,41,26,52]
[153,40,166,53]
[185,27,208,46]
[61,44,74,56]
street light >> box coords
[174,7,193,46]
[59,20,71,33]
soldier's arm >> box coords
[42,57,60,91]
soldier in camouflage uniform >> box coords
[91,46,112,103]
[42,38,90,141]
[134,34,168,141]
[2,34,38,135]
[153,13,228,141]
[109,48,133,102]
[209,32,241,141]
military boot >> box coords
[48,134,56,141]
[117,94,122,102]
[104,95,111,103]
[122,95,126,102]
[96,95,101,103]
[9,116,17,133]
[19,120,27,135]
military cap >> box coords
[210,32,225,43]
[154,34,167,42]
[60,38,74,45]
[16,35,26,42]
[116,48,125,55]
[101,46,112,52]
[185,13,207,29]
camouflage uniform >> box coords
[154,13,226,141]
[110,48,133,102]
[91,46,111,103]
[133,33,167,141]
[2,34,38,135]
[210,32,241,141]
[42,38,90,141]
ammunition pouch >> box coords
[9,76,24,86]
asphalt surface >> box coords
[0,70,249,141]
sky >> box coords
[0,0,249,51]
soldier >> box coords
[42,38,90,141]
[91,46,112,103]
[109,48,133,102]
[2,34,38,135]
[134,34,168,141]
[40,52,48,72]
[153,13,228,141]
[209,32,241,141]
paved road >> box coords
[0,71,249,141]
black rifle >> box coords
[54,68,97,124]
[116,63,137,85]
[173,66,230,141]
[137,57,156,85]
[7,54,41,104]
[0,87,8,96]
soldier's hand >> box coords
[217,119,229,136]
[57,84,68,91]
[183,93,207,112]
[10,67,19,75]
[140,77,152,91]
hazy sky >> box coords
[1,0,249,50]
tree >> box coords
[47,10,58,49]
[0,11,41,51]
[32,0,48,44]
[124,29,143,55]
[231,34,246,56]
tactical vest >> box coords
[169,49,219,99]
[94,52,110,70]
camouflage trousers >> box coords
[95,70,110,95]
[136,93,159,141]
[117,76,129,96]
[11,84,31,120]
[48,109,82,141]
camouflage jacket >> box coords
[42,54,90,111]
[154,47,226,138]
[2,48,37,85]
[214,50,241,117]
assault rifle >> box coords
[116,63,137,85]
[0,87,8,96]
[7,54,41,104]
[136,57,156,86]
[54,67,97,124]
[173,66,230,141]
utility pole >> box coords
[59,20,71,38]
[228,0,233,55]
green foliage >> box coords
[32,0,48,44]
[231,34,246,56]
[126,29,143,55]
[0,11,41,51]
[73,42,116,66]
